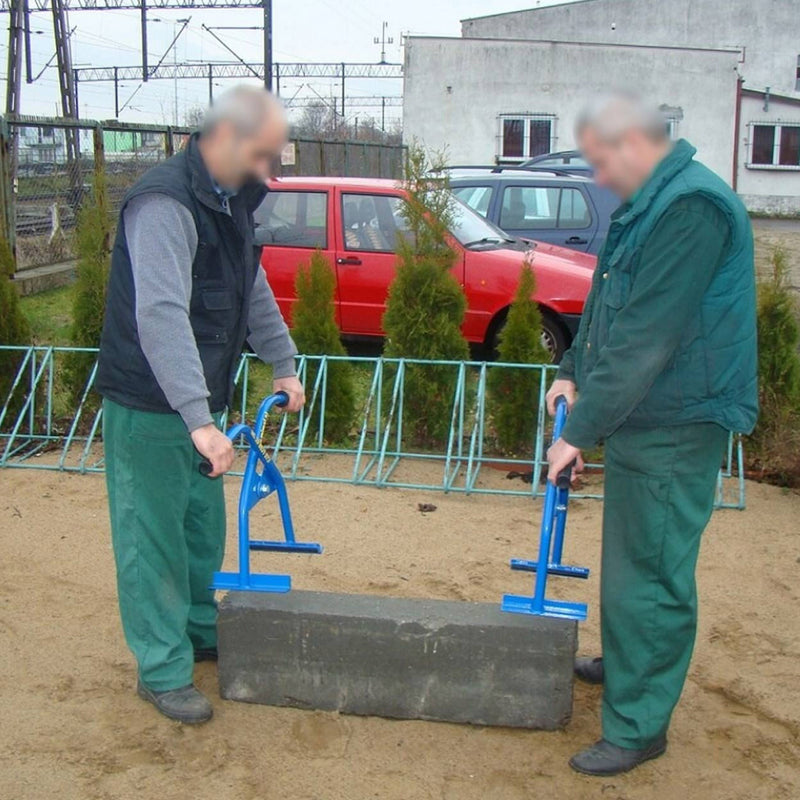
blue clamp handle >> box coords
[552,394,574,489]
[198,391,289,476]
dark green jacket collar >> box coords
[614,139,697,228]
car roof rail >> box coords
[437,164,581,179]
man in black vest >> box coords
[96,86,303,724]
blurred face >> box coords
[207,107,288,188]
[578,126,662,201]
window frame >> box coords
[340,191,408,255]
[557,187,593,231]
[254,189,329,249]
[497,113,556,164]
[450,184,495,218]
[498,184,593,232]
[746,122,800,171]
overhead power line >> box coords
[73,61,403,82]
[0,0,264,10]
[69,60,402,120]
[291,95,402,109]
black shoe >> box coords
[136,680,213,724]
[574,656,604,684]
[569,736,667,776]
[193,647,218,663]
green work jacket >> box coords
[558,139,758,449]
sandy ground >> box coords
[1,464,799,800]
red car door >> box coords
[255,188,336,326]
[334,189,411,336]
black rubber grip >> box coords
[556,460,575,489]
[199,458,213,477]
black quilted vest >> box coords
[96,133,267,414]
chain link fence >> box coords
[11,121,93,270]
[0,115,406,272]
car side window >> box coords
[558,189,591,229]
[253,191,328,248]
[500,186,560,230]
[342,193,410,252]
[451,185,493,218]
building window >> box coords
[780,125,800,166]
[498,114,555,162]
[748,123,800,169]
[502,119,524,159]
[751,125,776,164]
[529,119,552,156]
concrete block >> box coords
[218,590,577,729]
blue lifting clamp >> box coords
[501,395,589,621]
[200,391,322,593]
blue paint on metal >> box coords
[210,391,322,594]
[502,396,588,622]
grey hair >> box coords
[575,90,669,143]
[201,84,280,136]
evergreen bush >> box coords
[382,144,469,443]
[292,249,356,442]
[749,247,800,484]
[0,236,31,416]
[64,158,113,406]
[488,253,549,454]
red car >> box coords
[255,177,595,361]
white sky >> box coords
[1,0,577,126]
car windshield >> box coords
[448,193,514,247]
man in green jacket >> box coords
[545,92,758,776]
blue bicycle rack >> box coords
[501,395,589,621]
[204,392,322,593]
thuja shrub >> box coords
[382,144,469,444]
[0,236,31,417]
[63,159,113,407]
[292,249,356,443]
[488,252,549,454]
[748,247,800,485]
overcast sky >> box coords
[2,0,576,126]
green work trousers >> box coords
[600,421,728,749]
[103,399,226,691]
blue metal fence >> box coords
[0,345,746,508]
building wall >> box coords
[404,37,740,181]
[462,0,799,98]
[737,92,800,215]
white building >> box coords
[403,0,800,215]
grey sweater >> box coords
[125,192,297,432]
